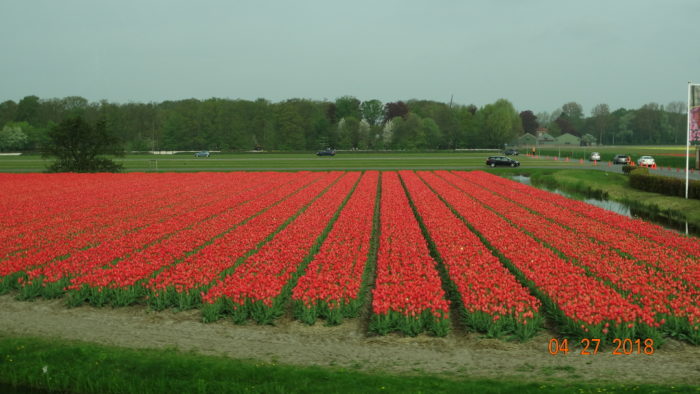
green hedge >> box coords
[629,170,700,200]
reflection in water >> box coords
[509,175,694,236]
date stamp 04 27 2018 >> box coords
[548,338,655,356]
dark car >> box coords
[486,156,520,167]
[194,150,210,158]
[504,149,519,156]
[612,154,629,165]
[316,149,336,157]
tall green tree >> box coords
[632,103,663,144]
[334,96,361,120]
[360,99,384,127]
[392,113,426,150]
[0,100,18,127]
[273,99,307,150]
[455,105,476,148]
[476,99,522,148]
[15,95,41,124]
[422,117,442,149]
[665,101,687,144]
[590,103,611,145]
[610,109,634,145]
[43,116,124,172]
[559,102,584,136]
[406,100,458,149]
[337,116,361,149]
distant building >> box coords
[554,133,581,145]
[511,133,537,146]
[537,133,556,144]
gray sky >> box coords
[1,0,698,115]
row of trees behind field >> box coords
[0,95,690,152]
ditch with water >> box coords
[509,175,699,238]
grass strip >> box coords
[0,335,695,394]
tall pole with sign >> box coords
[688,83,700,199]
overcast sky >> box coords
[1,0,698,115]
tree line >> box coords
[0,95,690,153]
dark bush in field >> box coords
[621,165,638,174]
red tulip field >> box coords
[1,170,699,344]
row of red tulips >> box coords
[399,171,542,340]
[291,171,379,325]
[1,173,242,292]
[201,172,358,324]
[370,172,450,336]
[419,171,653,340]
[27,172,272,285]
[146,171,342,312]
[481,172,700,259]
[465,172,700,293]
[453,171,698,343]
[0,173,157,236]
[58,172,308,304]
[0,173,196,261]
[66,172,334,307]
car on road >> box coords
[612,154,629,165]
[194,150,210,158]
[316,149,336,157]
[486,156,520,167]
[590,152,601,161]
[504,149,519,156]
[638,155,655,166]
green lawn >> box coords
[0,335,694,394]
[0,152,590,172]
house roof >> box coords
[555,133,581,141]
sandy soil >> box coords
[1,295,698,385]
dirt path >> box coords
[1,295,698,385]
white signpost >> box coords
[686,83,700,199]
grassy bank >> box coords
[0,335,693,394]
[0,152,576,172]
[489,168,700,233]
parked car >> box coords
[612,154,629,164]
[316,149,336,157]
[194,150,210,158]
[590,152,601,161]
[486,156,520,167]
[638,155,655,166]
[504,149,519,156]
